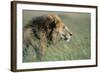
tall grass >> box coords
[23,11,91,62]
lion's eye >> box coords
[63,26,65,29]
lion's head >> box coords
[46,14,72,44]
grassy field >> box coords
[23,10,91,62]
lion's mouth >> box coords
[60,32,72,42]
[62,35,72,42]
[65,38,70,42]
[60,37,71,42]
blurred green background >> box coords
[23,10,91,62]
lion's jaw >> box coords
[57,25,72,42]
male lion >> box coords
[23,14,72,61]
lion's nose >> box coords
[70,33,72,36]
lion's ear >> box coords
[47,14,56,28]
[48,14,60,27]
[47,14,54,22]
